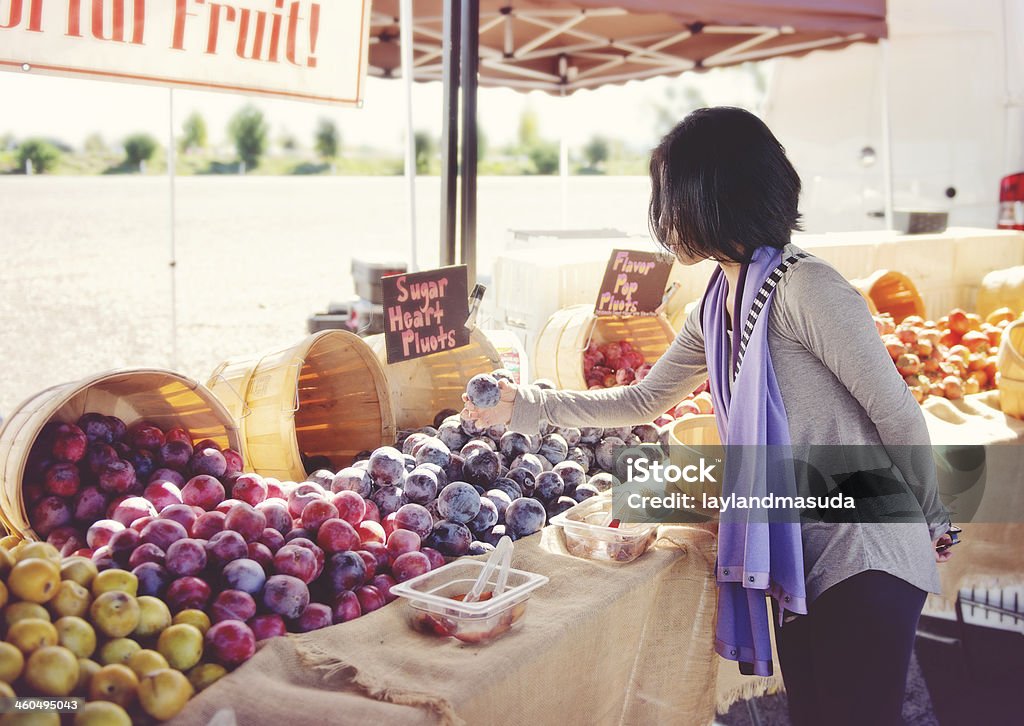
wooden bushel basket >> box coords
[533,305,676,390]
[364,329,502,430]
[0,369,241,540]
[997,319,1024,419]
[851,269,925,322]
[208,330,395,482]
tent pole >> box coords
[880,38,894,230]
[460,0,479,283]
[439,0,461,267]
[400,0,418,272]
[167,88,179,370]
[559,90,569,227]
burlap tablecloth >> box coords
[921,392,1024,610]
[171,524,759,726]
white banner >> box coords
[0,0,371,105]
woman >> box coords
[462,107,954,726]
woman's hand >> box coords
[933,532,956,563]
[461,379,516,429]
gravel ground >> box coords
[0,175,653,415]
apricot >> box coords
[138,668,194,720]
[8,558,61,603]
[24,645,78,696]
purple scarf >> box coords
[701,246,807,676]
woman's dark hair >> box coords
[648,107,802,263]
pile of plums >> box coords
[23,415,243,553]
[583,340,652,388]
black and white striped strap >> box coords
[734,253,809,378]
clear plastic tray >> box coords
[390,560,548,644]
[549,495,659,563]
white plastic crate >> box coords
[797,232,880,280]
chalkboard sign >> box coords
[594,249,674,316]
[381,265,471,364]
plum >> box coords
[539,434,569,465]
[255,500,291,535]
[205,530,248,569]
[425,520,472,557]
[499,432,531,460]
[368,447,406,487]
[588,472,618,492]
[547,496,576,519]
[465,374,501,408]
[192,510,227,539]
[222,449,244,476]
[489,477,522,501]
[356,585,387,613]
[414,437,452,469]
[329,490,366,526]
[222,502,266,543]
[140,518,188,551]
[534,471,565,502]
[325,551,367,593]
[98,460,137,494]
[330,467,372,497]
[553,461,586,494]
[129,423,165,451]
[357,520,386,546]
[468,541,494,556]
[78,413,115,444]
[445,453,465,483]
[106,416,127,442]
[31,495,72,536]
[250,614,287,641]
[393,503,432,539]
[300,499,339,532]
[579,427,603,445]
[273,544,318,583]
[258,528,285,553]
[294,603,333,633]
[392,551,431,582]
[165,537,208,577]
[111,496,157,527]
[468,497,499,533]
[567,446,595,472]
[159,440,193,471]
[145,481,183,512]
[304,470,333,490]
[190,448,227,478]
[317,518,360,554]
[463,449,500,488]
[247,542,274,572]
[181,475,225,511]
[506,468,536,497]
[52,424,88,463]
[595,437,626,471]
[331,591,362,624]
[402,432,429,456]
[632,424,660,444]
[262,575,309,619]
[44,463,81,498]
[461,438,495,457]
[133,562,171,597]
[505,498,546,538]
[556,427,582,448]
[86,443,119,476]
[149,468,186,487]
[574,483,601,502]
[509,453,544,477]
[370,486,407,517]
[211,590,257,624]
[205,620,256,666]
[166,576,212,612]
[421,547,445,571]
[108,527,142,564]
[437,482,481,524]
[402,469,438,505]
[437,422,469,452]
[87,519,125,548]
[484,490,512,522]
[386,529,421,558]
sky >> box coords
[0,63,768,154]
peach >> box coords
[948,309,970,335]
[943,375,964,400]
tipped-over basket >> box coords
[208,330,395,482]
[0,368,241,540]
[997,318,1024,419]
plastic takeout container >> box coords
[549,495,659,563]
[390,556,548,644]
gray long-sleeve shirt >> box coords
[511,245,948,601]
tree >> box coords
[314,118,340,159]
[582,135,610,171]
[518,107,540,149]
[528,141,559,175]
[16,138,59,174]
[0,133,14,151]
[181,112,207,153]
[83,133,106,154]
[228,105,268,170]
[123,134,158,168]
[414,130,436,174]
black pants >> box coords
[773,570,927,726]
